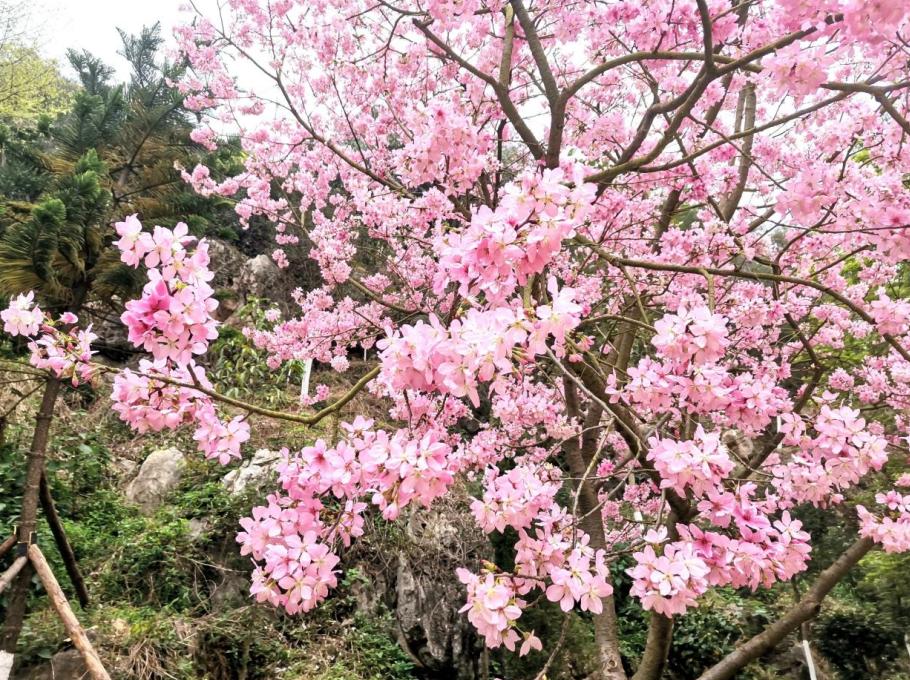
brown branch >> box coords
[720,83,755,221]
[874,92,910,136]
[498,4,515,87]
[697,537,875,680]
[576,237,910,363]
[563,52,760,102]
[97,364,381,427]
[632,614,674,680]
[413,19,545,159]
[2,378,61,652]
[510,0,558,105]
[635,91,850,174]
[695,0,716,74]
[0,534,14,561]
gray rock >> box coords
[222,448,281,495]
[354,503,489,680]
[210,573,251,611]
[112,456,138,479]
[187,518,210,541]
[13,648,86,680]
[125,448,186,514]
[206,239,248,292]
[239,254,282,300]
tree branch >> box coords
[697,537,875,680]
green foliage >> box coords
[320,613,416,680]
[0,435,25,533]
[0,147,110,304]
[816,603,902,679]
[0,44,73,121]
[0,120,53,200]
[206,299,302,407]
[0,22,245,321]
[666,602,744,679]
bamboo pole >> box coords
[0,535,14,561]
[0,556,27,595]
[26,544,111,680]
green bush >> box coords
[817,604,901,679]
[667,604,743,679]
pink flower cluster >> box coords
[471,463,561,533]
[435,166,596,303]
[245,287,388,369]
[116,217,219,365]
[647,426,734,497]
[1,294,97,386]
[456,570,530,652]
[857,491,910,553]
[629,505,813,616]
[770,405,888,506]
[1,292,43,337]
[514,509,616,614]
[620,358,791,433]
[109,217,250,465]
[112,360,250,464]
[394,98,493,192]
[628,538,710,617]
[458,508,614,653]
[237,419,455,612]
[28,323,98,386]
[379,283,581,407]
[652,305,729,366]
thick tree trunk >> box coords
[563,381,627,680]
[697,537,875,680]
[39,472,90,608]
[632,615,674,680]
[0,378,60,652]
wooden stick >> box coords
[26,544,111,680]
[39,472,90,608]
[0,535,14,561]
[0,556,27,595]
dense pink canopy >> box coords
[6,0,910,677]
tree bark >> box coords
[563,380,627,680]
[0,378,60,652]
[697,537,875,680]
[632,614,674,680]
[39,471,90,608]
[27,544,111,680]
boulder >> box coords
[239,253,282,300]
[13,648,86,680]
[125,448,186,514]
[222,448,282,495]
[206,239,248,292]
[83,300,132,360]
[352,499,489,680]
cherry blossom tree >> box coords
[7,0,910,677]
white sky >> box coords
[35,0,189,78]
